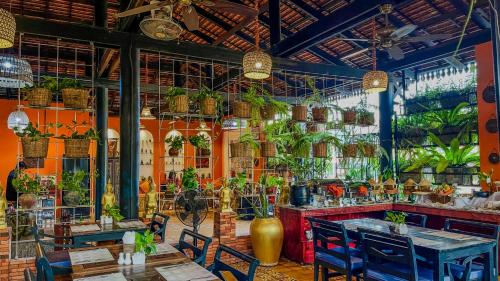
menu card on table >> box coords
[116,220,147,229]
[71,224,101,233]
[73,272,128,281]
[155,262,219,281]
[69,248,115,265]
[152,243,180,256]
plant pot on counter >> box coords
[312,107,328,123]
[22,137,49,159]
[292,105,308,122]
[233,101,251,119]
[290,184,310,207]
[201,97,217,116]
[18,193,37,209]
[26,88,52,107]
[250,217,284,266]
[62,88,90,109]
[64,139,90,158]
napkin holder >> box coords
[122,231,136,254]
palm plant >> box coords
[428,133,479,173]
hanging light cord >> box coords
[255,0,259,50]
[371,18,377,71]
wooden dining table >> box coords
[56,244,220,281]
[339,218,497,281]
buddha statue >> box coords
[102,180,116,216]
[145,179,157,219]
[219,185,232,212]
[0,185,6,229]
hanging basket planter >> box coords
[64,139,90,158]
[312,142,328,158]
[199,148,211,156]
[62,88,90,109]
[357,112,375,126]
[21,137,49,159]
[292,105,308,122]
[342,144,358,158]
[312,107,328,123]
[343,110,357,125]
[360,143,376,157]
[63,191,81,206]
[201,97,217,116]
[233,101,251,118]
[260,104,276,120]
[26,88,52,107]
[171,94,189,113]
[230,142,252,158]
[306,122,319,133]
[260,142,276,157]
[168,147,179,157]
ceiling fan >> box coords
[116,0,257,36]
[339,3,452,60]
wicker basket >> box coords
[64,139,90,158]
[312,107,328,123]
[358,112,375,126]
[342,144,358,158]
[233,101,251,118]
[292,105,308,122]
[172,95,189,113]
[312,142,328,158]
[361,143,376,157]
[343,110,357,125]
[201,97,217,115]
[306,122,319,133]
[168,147,179,157]
[260,142,276,157]
[26,88,52,107]
[230,142,252,158]
[260,104,276,120]
[62,88,90,109]
[21,137,49,158]
[199,148,211,156]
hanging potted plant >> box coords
[12,171,47,209]
[58,170,88,206]
[233,99,251,119]
[356,98,375,126]
[181,167,199,191]
[305,78,328,123]
[60,78,90,109]
[385,211,408,235]
[57,121,99,158]
[342,107,357,125]
[428,102,476,145]
[261,94,290,120]
[188,134,211,156]
[24,76,57,107]
[358,135,377,158]
[133,230,157,265]
[165,86,189,113]
[165,135,185,156]
[242,86,266,127]
[311,132,339,158]
[230,132,259,158]
[15,122,55,159]
[195,86,222,116]
[245,176,283,266]
[341,143,358,158]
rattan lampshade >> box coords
[0,9,15,49]
[362,70,388,94]
[243,50,272,80]
[140,106,156,120]
[0,55,33,88]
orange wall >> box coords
[0,99,224,191]
[476,42,500,189]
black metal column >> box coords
[379,82,394,175]
[119,41,140,219]
[94,0,108,28]
[491,0,500,141]
[95,87,108,217]
[269,0,281,49]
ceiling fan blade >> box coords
[211,0,257,16]
[341,48,370,60]
[404,33,452,42]
[386,45,405,60]
[115,2,170,18]
[183,6,200,31]
[391,24,418,39]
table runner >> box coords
[155,262,219,281]
[116,220,147,229]
[71,224,101,233]
[70,248,115,265]
[73,272,127,281]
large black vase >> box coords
[290,184,310,207]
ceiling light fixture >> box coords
[196,120,211,131]
[140,94,156,120]
[243,1,271,80]
[362,18,388,94]
[0,8,15,49]
[7,109,29,131]
[0,55,33,88]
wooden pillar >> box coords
[379,82,394,174]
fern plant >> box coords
[428,133,480,173]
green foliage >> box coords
[59,78,83,89]
[238,132,260,150]
[14,122,56,139]
[385,211,407,225]
[302,78,321,106]
[244,187,272,219]
[165,135,185,150]
[427,102,476,133]
[181,167,199,191]
[242,85,266,127]
[57,120,99,140]
[58,170,88,204]
[12,172,46,196]
[104,204,124,222]
[164,86,187,110]
[167,183,176,193]
[37,76,58,92]
[135,230,157,256]
[188,134,210,150]
[259,174,283,190]
[228,173,247,191]
[195,86,224,122]
[428,133,480,173]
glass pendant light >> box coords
[362,19,388,94]
[0,8,15,49]
[0,55,33,88]
[243,1,271,80]
[7,109,29,131]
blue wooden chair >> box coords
[175,228,212,267]
[444,218,500,281]
[359,228,451,281]
[307,217,363,281]
[208,244,259,281]
[35,256,55,281]
[24,268,35,281]
[32,226,73,276]
[384,211,428,227]
[149,212,170,242]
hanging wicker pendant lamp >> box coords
[362,19,388,94]
[243,1,271,80]
[0,8,15,49]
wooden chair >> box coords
[208,244,259,281]
[444,218,500,281]
[359,228,451,281]
[175,228,212,267]
[32,226,73,276]
[307,217,363,281]
[35,256,55,281]
[23,268,35,281]
[384,211,428,227]
[149,212,170,242]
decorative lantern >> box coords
[362,19,387,94]
[0,55,33,88]
[140,106,155,120]
[242,1,271,80]
[7,110,29,131]
[0,9,15,49]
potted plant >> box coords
[385,211,408,235]
[341,143,358,158]
[181,167,199,191]
[57,121,99,158]
[342,108,357,125]
[15,122,55,159]
[358,135,377,158]
[188,134,210,156]
[428,102,477,145]
[311,132,339,158]
[58,170,88,206]
[261,94,290,120]
[59,78,90,109]
[195,86,222,116]
[133,230,157,264]
[103,204,124,224]
[246,181,283,266]
[165,135,185,156]
[242,86,266,127]
[24,76,57,107]
[230,132,259,158]
[165,86,189,113]
[305,78,328,123]
[355,98,375,126]
[12,171,47,209]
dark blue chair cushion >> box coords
[449,263,484,281]
[50,260,71,268]
[366,264,450,281]
[315,247,363,271]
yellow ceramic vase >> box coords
[250,217,284,266]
